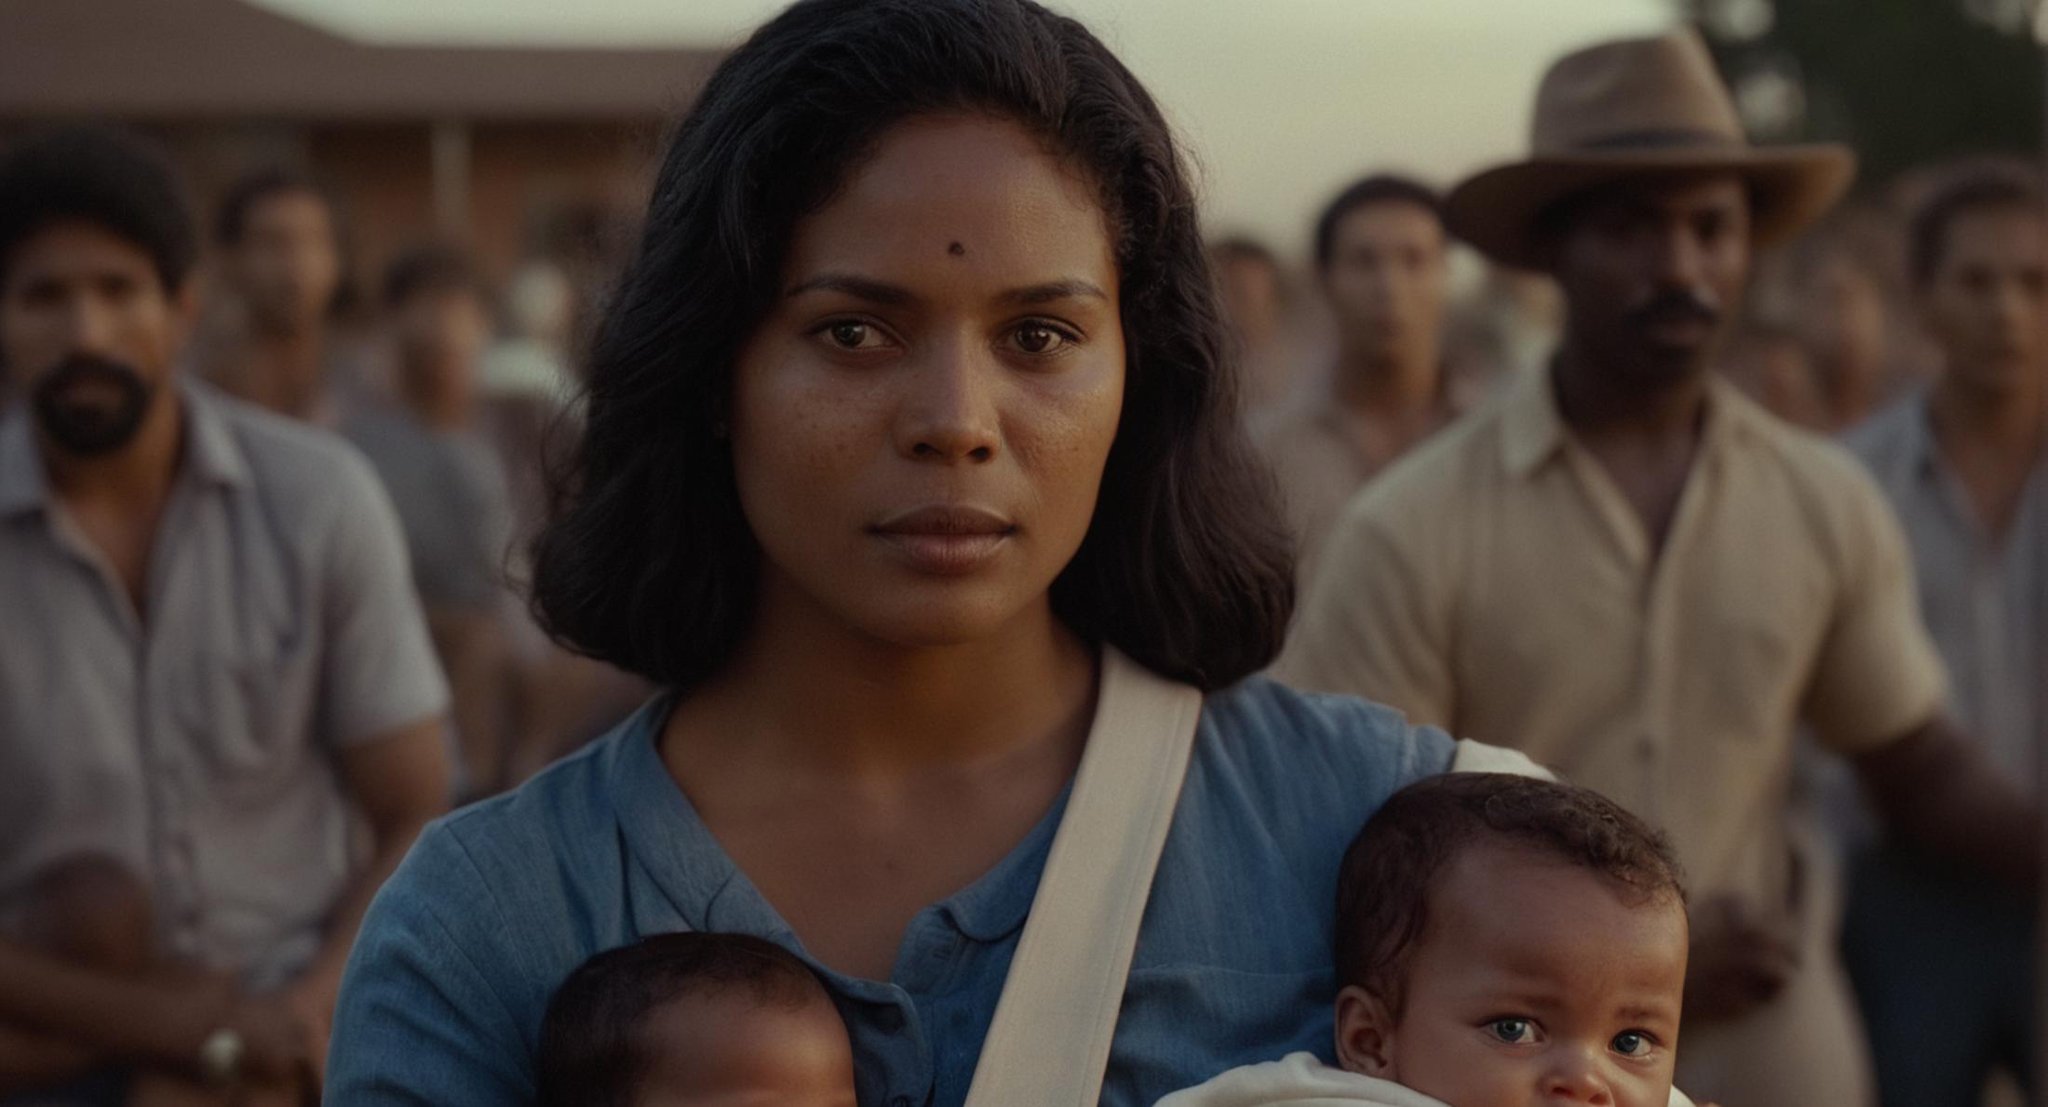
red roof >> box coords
[0,0,720,121]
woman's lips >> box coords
[870,505,1016,575]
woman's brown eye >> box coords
[1015,325,1062,354]
[829,322,870,348]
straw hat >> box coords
[1444,29,1855,270]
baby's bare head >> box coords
[538,932,855,1107]
[1332,774,1690,1107]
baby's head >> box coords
[1333,774,1688,1107]
[537,932,856,1107]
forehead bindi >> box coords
[781,114,1116,298]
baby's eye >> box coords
[1612,1031,1653,1057]
[1488,1018,1535,1044]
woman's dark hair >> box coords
[1333,774,1686,1014]
[536,932,836,1107]
[531,0,1293,692]
[0,127,196,294]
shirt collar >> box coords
[607,687,1068,953]
[1499,365,1571,478]
[1500,361,1747,480]
[1905,391,1948,481]
[0,377,250,520]
[180,379,254,490]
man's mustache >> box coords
[39,352,148,394]
[1626,289,1722,329]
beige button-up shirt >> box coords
[1279,368,1947,908]
[0,381,448,986]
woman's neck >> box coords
[670,584,1098,782]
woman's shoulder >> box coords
[329,724,655,1102]
[425,732,629,905]
[354,721,653,994]
[1199,674,1457,789]
[1172,674,1458,873]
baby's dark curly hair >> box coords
[1334,773,1685,1013]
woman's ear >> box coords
[1334,983,1398,1079]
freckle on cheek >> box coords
[948,242,967,257]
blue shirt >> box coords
[326,673,1453,1106]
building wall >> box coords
[0,116,663,297]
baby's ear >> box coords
[1333,984,1398,1078]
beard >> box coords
[30,353,157,457]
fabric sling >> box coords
[961,658,1591,1105]
[962,647,1205,1107]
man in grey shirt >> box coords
[0,130,452,1102]
[1841,169,2045,1107]
[345,245,520,793]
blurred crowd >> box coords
[186,169,650,796]
[0,13,2042,1107]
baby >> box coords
[537,931,856,1107]
[1161,773,1695,1107]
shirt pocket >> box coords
[173,627,312,794]
[1105,964,1331,1107]
[1704,608,1813,742]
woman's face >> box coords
[730,113,1125,649]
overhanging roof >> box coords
[0,0,720,121]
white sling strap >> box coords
[963,647,1205,1107]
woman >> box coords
[326,2,1460,1103]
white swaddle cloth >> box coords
[1154,1051,1696,1107]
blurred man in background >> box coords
[205,169,350,425]
[1281,31,2038,1107]
[1840,170,2046,1107]
[1798,246,1894,432]
[345,244,519,794]
[0,128,451,1104]
[1209,235,1294,412]
[1252,175,1456,586]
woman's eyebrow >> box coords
[1000,279,1110,306]
[783,275,1110,306]
[784,273,915,304]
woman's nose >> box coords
[896,334,1001,464]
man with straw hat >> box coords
[1280,29,2037,1107]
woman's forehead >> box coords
[781,113,1117,292]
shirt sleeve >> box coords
[1800,464,1949,754]
[326,824,534,1105]
[319,449,452,747]
[1274,505,1457,729]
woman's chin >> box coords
[839,592,1049,652]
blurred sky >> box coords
[252,0,1676,256]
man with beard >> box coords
[1280,32,2036,1107]
[1838,170,2047,1107]
[0,129,450,1103]
[205,169,350,425]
